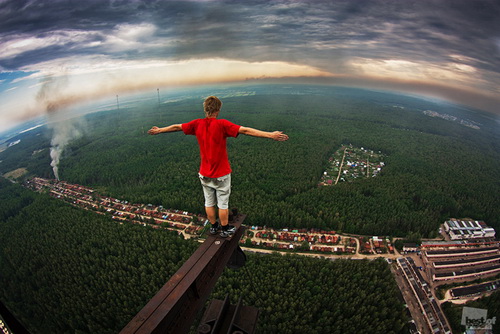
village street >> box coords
[26,177,405,260]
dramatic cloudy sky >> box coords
[1,0,499,133]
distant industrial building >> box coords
[444,219,495,240]
[402,243,418,253]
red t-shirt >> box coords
[182,118,241,178]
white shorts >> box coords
[199,173,231,209]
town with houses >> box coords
[319,145,385,186]
[23,177,499,334]
[423,110,481,130]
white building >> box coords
[444,219,496,240]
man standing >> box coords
[148,96,289,237]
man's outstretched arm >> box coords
[148,124,182,135]
[238,126,289,141]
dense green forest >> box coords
[209,254,407,334]
[1,85,499,238]
[0,179,199,333]
[0,179,408,333]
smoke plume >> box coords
[48,119,83,180]
[37,75,84,180]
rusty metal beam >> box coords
[197,295,259,334]
[120,214,247,334]
[0,299,30,334]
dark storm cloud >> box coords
[0,0,156,69]
[376,0,500,71]
[1,0,499,119]
[0,0,142,32]
[2,0,499,71]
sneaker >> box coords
[209,221,219,235]
[220,224,236,238]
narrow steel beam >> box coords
[0,299,30,334]
[120,214,246,334]
[197,295,259,334]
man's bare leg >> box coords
[219,208,235,237]
[219,208,229,226]
[205,206,217,225]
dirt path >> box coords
[335,147,347,185]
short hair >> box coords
[203,96,222,117]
